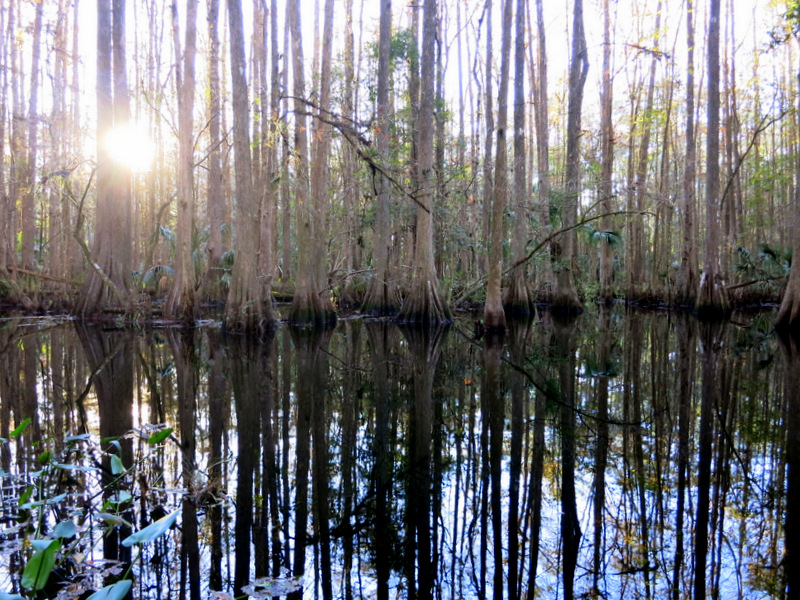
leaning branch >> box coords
[71,169,129,304]
[285,95,431,214]
[453,209,648,305]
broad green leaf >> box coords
[45,493,68,505]
[85,579,132,600]
[18,485,34,507]
[147,428,173,445]
[54,463,98,472]
[107,491,132,505]
[10,418,31,438]
[37,451,52,465]
[121,509,179,547]
[98,513,132,528]
[53,520,77,539]
[21,539,60,591]
[110,454,125,475]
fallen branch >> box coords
[8,266,81,287]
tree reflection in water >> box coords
[0,309,795,599]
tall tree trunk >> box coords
[166,0,198,324]
[75,0,133,315]
[677,0,699,307]
[628,1,662,301]
[202,0,224,302]
[598,0,615,302]
[22,0,43,292]
[224,0,273,332]
[532,0,552,300]
[288,0,336,326]
[484,0,513,330]
[339,0,364,308]
[480,0,493,280]
[504,0,533,318]
[696,0,730,316]
[776,38,800,330]
[397,0,451,326]
[552,0,588,313]
[361,0,401,315]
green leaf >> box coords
[18,485,34,507]
[10,418,31,438]
[85,579,133,600]
[45,493,68,505]
[21,539,60,591]
[121,509,179,547]
[98,513,133,528]
[53,520,77,539]
[110,454,125,475]
[147,428,173,445]
[107,491,132,505]
[37,451,52,465]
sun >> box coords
[103,123,155,173]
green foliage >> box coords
[584,224,623,247]
[121,510,179,547]
[21,539,60,591]
[0,421,190,598]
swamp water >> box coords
[0,307,797,599]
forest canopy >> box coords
[1,0,799,330]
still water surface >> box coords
[0,307,797,599]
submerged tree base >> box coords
[361,278,401,317]
[396,277,452,327]
[695,273,731,321]
[503,271,535,320]
[288,288,337,329]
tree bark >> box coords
[696,0,730,316]
[532,0,552,300]
[397,0,451,326]
[776,40,800,331]
[552,0,587,314]
[75,0,133,315]
[224,0,273,332]
[598,0,615,302]
[484,0,513,331]
[202,0,225,302]
[165,0,198,324]
[504,0,533,319]
[361,0,401,315]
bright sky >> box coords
[65,0,785,172]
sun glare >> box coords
[104,124,155,173]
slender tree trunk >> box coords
[203,0,224,302]
[480,0,493,279]
[339,0,363,308]
[361,0,401,315]
[598,0,615,302]
[22,0,43,289]
[696,0,730,316]
[504,0,533,318]
[552,0,588,313]
[484,0,513,330]
[75,0,133,315]
[166,0,198,324]
[397,0,451,326]
[224,0,273,332]
[288,0,336,326]
[776,39,800,330]
[533,0,552,300]
[677,0,700,305]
